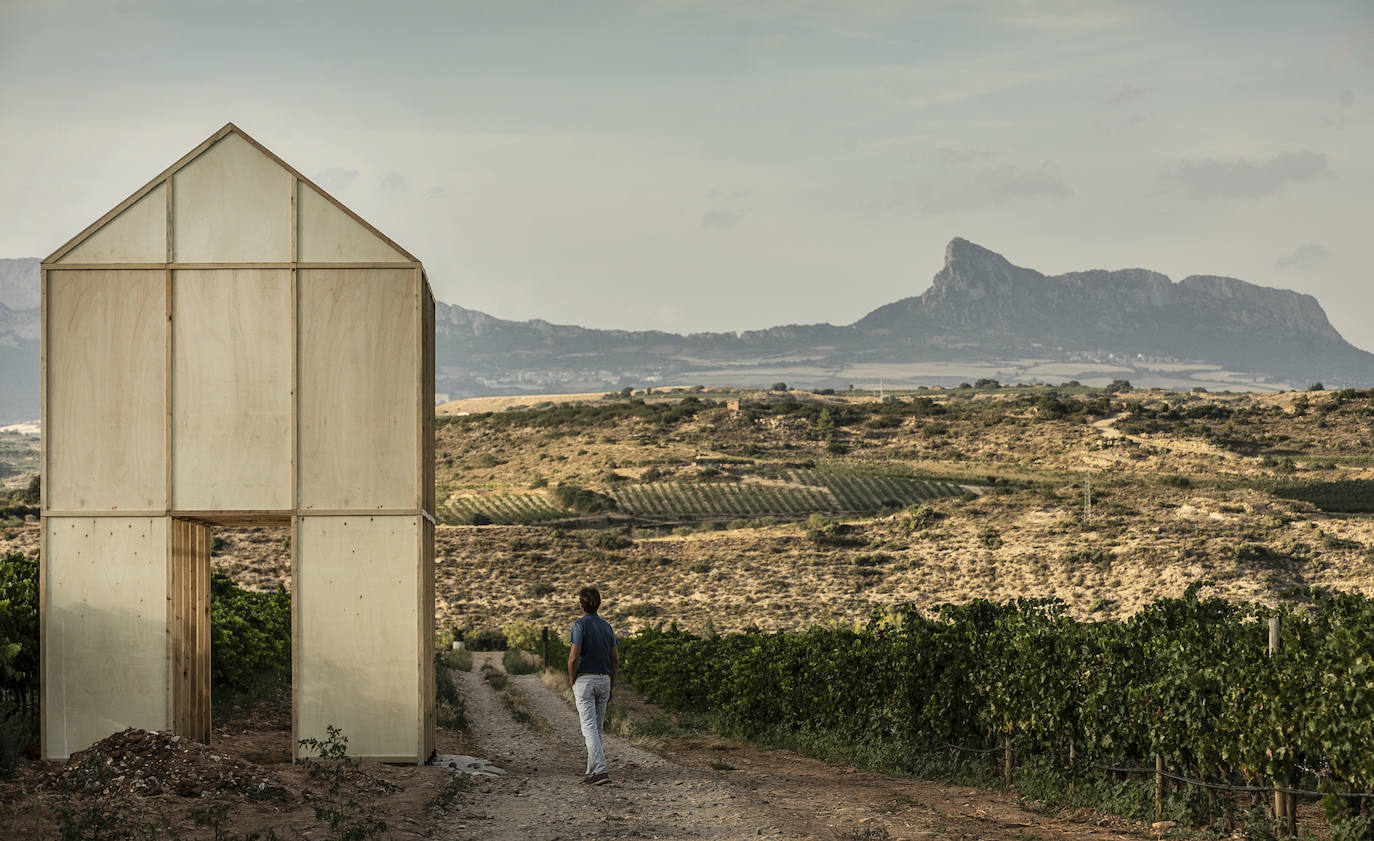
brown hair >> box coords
[578,586,601,614]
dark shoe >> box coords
[584,771,609,786]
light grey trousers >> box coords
[573,674,611,776]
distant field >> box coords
[436,469,971,525]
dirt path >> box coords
[436,652,1149,841]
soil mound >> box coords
[45,728,292,800]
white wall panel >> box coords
[172,269,292,510]
[298,269,417,510]
[44,517,169,758]
[297,515,420,760]
[47,270,166,511]
[172,133,291,262]
[57,183,167,264]
[297,184,406,262]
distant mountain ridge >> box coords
[1,240,1370,423]
[433,238,1373,397]
[0,258,40,423]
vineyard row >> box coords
[620,586,1374,827]
[436,472,969,525]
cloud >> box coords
[1339,88,1355,107]
[699,209,740,230]
[1109,84,1150,106]
[313,167,358,193]
[379,171,409,196]
[922,162,1073,213]
[1164,151,1328,199]
[1274,243,1332,270]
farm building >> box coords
[39,124,436,762]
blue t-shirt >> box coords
[569,614,617,676]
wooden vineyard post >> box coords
[1004,735,1012,788]
[542,627,550,668]
[1268,616,1293,835]
[1155,753,1164,820]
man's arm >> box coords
[567,642,581,688]
[609,645,619,701]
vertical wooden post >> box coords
[1004,735,1012,788]
[1155,753,1164,820]
[542,627,550,668]
[1268,616,1290,834]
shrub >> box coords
[502,648,539,675]
[1273,480,1374,514]
[463,628,508,651]
[1062,548,1112,566]
[621,603,661,618]
[210,572,290,694]
[590,531,634,551]
[553,483,617,513]
[976,527,1003,549]
[435,652,468,730]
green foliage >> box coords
[504,619,570,668]
[0,551,39,704]
[621,588,1374,830]
[590,531,634,550]
[462,628,508,651]
[437,493,568,525]
[298,726,388,841]
[553,482,618,513]
[502,648,539,675]
[976,527,1003,549]
[210,572,290,695]
[443,647,472,672]
[612,468,968,520]
[502,619,544,653]
[1273,480,1374,514]
[435,652,468,731]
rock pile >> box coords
[46,728,292,800]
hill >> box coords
[432,238,1374,398]
[6,385,1359,634]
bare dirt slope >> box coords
[442,652,1148,841]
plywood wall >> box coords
[296,515,421,760]
[172,133,292,262]
[298,269,418,511]
[172,269,292,511]
[46,270,166,512]
[56,182,168,264]
[43,517,169,759]
[42,124,436,761]
[297,184,407,262]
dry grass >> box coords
[6,387,1371,637]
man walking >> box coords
[568,586,617,785]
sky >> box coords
[2,0,1372,350]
